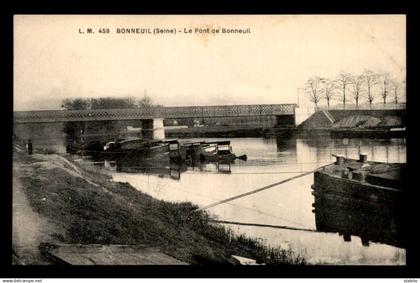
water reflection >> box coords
[296,137,406,165]
[116,161,185,181]
[92,136,406,265]
[96,155,233,181]
[312,183,403,248]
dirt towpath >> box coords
[12,154,58,265]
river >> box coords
[94,136,404,265]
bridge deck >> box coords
[14,104,296,124]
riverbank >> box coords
[12,149,305,265]
[293,110,406,139]
[165,126,266,138]
[265,128,406,139]
[165,126,405,139]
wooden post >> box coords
[359,153,368,163]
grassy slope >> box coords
[14,151,305,265]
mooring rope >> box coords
[210,220,320,233]
[196,162,335,211]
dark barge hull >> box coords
[105,145,169,161]
[200,153,236,163]
[312,157,405,248]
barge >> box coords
[312,154,406,248]
[180,140,246,163]
[100,139,168,162]
[68,137,246,166]
[200,141,238,163]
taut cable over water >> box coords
[209,220,320,233]
[196,162,335,211]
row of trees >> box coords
[305,70,405,108]
[61,95,154,110]
[61,95,156,143]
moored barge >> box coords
[180,140,246,163]
[312,154,406,248]
[68,137,246,165]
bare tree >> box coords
[389,78,401,104]
[350,74,364,108]
[401,79,406,103]
[378,72,392,104]
[362,70,378,108]
[137,90,153,110]
[306,76,323,108]
[61,98,90,110]
[320,78,337,109]
[336,72,352,109]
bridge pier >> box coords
[141,118,165,140]
[276,115,296,127]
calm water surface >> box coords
[103,136,406,265]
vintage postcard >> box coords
[12,15,406,267]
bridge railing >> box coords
[13,104,297,123]
[163,104,296,118]
[13,107,163,123]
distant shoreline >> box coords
[165,126,406,139]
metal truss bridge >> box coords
[14,104,296,124]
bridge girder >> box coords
[13,104,296,124]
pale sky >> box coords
[14,15,406,111]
